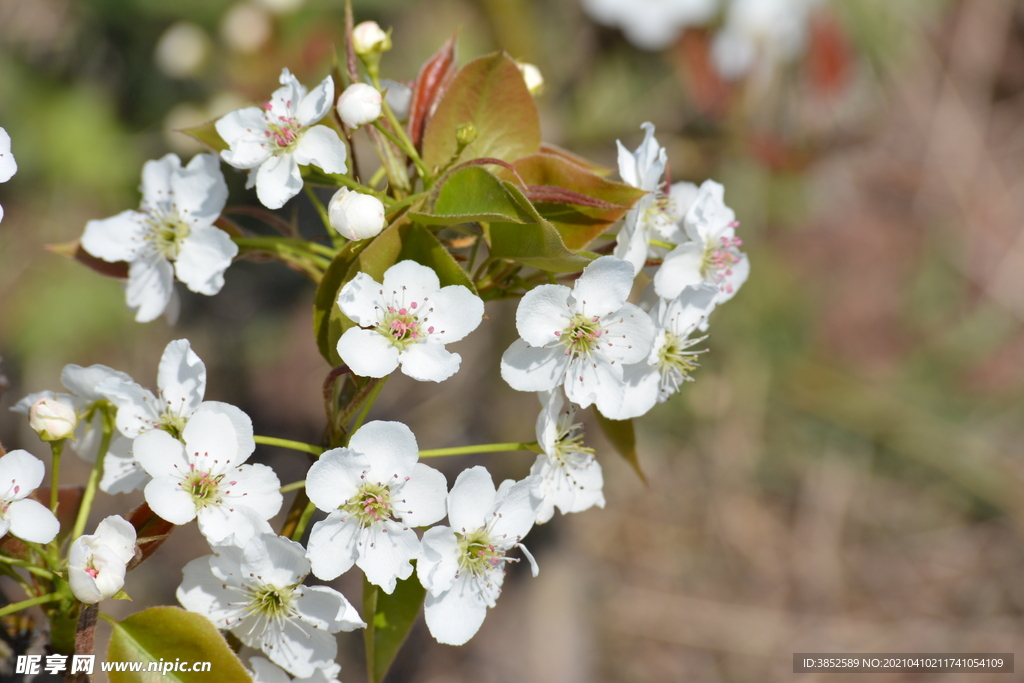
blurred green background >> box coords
[4,0,1024,681]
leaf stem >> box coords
[305,186,333,234]
[418,442,538,457]
[371,75,431,181]
[0,556,55,581]
[289,501,318,543]
[279,480,306,494]
[254,436,323,456]
[71,406,113,541]
[0,593,60,618]
[649,238,676,250]
[49,440,64,514]
[349,378,386,435]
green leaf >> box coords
[421,52,540,170]
[410,166,537,226]
[178,119,228,153]
[313,220,477,365]
[106,607,251,683]
[498,153,646,250]
[363,576,426,683]
[593,411,647,485]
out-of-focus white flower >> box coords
[81,153,236,323]
[653,180,748,304]
[516,62,544,96]
[379,80,412,121]
[417,467,540,645]
[336,260,484,382]
[305,421,447,593]
[220,3,272,54]
[328,188,385,241]
[216,68,347,209]
[500,256,655,418]
[711,0,821,80]
[28,397,77,442]
[249,658,339,683]
[352,21,391,56]
[178,534,365,677]
[615,284,716,418]
[68,515,137,604]
[581,0,718,51]
[12,364,144,494]
[154,22,211,79]
[0,127,16,223]
[531,391,604,523]
[253,0,305,15]
[0,450,59,544]
[336,83,382,129]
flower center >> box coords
[263,104,302,153]
[158,407,188,439]
[642,194,677,236]
[342,482,393,526]
[701,232,743,292]
[656,331,704,395]
[145,211,191,259]
[456,528,507,577]
[553,421,595,466]
[555,313,606,359]
[245,584,296,620]
[184,467,227,510]
[378,302,433,350]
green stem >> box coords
[254,435,323,456]
[0,556,55,581]
[349,379,386,435]
[289,501,317,543]
[71,407,113,542]
[280,480,306,494]
[0,593,60,618]
[305,185,333,234]
[649,238,676,250]
[49,440,64,514]
[419,442,537,457]
[371,75,431,180]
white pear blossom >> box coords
[417,467,540,646]
[0,127,16,223]
[216,68,347,209]
[614,284,716,419]
[305,421,447,593]
[336,260,484,382]
[0,450,59,544]
[132,408,281,545]
[336,83,381,129]
[653,180,749,304]
[352,21,391,55]
[614,122,699,275]
[177,533,365,678]
[12,364,146,494]
[68,515,137,604]
[380,80,412,121]
[581,0,718,50]
[531,391,605,523]
[712,0,821,81]
[28,397,77,442]
[249,657,340,683]
[500,256,655,418]
[81,153,235,323]
[328,188,385,241]
[97,339,254,461]
[516,62,544,96]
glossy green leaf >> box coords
[363,576,426,683]
[593,411,647,485]
[313,219,476,365]
[410,166,536,226]
[421,52,540,170]
[178,119,228,153]
[498,154,645,250]
[106,607,251,683]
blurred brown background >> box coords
[3,0,1024,681]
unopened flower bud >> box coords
[29,398,77,442]
[353,21,392,56]
[456,123,477,146]
[337,83,382,129]
[516,61,544,96]
[329,188,386,241]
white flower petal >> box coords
[380,260,440,304]
[336,327,400,378]
[500,339,567,392]
[0,450,46,498]
[306,513,360,580]
[488,476,538,544]
[572,255,634,315]
[174,226,237,295]
[397,341,460,382]
[173,153,229,223]
[0,127,16,183]
[181,409,241,471]
[423,285,484,344]
[133,428,189,478]
[255,154,302,209]
[396,463,448,528]
[294,584,365,632]
[157,339,207,417]
[81,211,146,263]
[357,524,419,593]
[423,575,489,646]
[447,466,496,533]
[295,75,335,126]
[416,526,459,595]
[7,499,59,543]
[292,125,347,174]
[348,421,417,484]
[654,241,706,300]
[126,252,175,323]
[192,401,256,460]
[140,154,180,205]
[337,271,385,326]
[306,448,367,512]
[144,477,198,525]
[515,284,572,346]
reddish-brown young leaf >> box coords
[539,142,614,177]
[126,502,175,571]
[409,33,459,149]
[46,240,129,280]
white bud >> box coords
[353,21,391,56]
[380,79,412,121]
[29,397,77,442]
[337,83,382,129]
[517,61,544,96]
[329,188,386,241]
